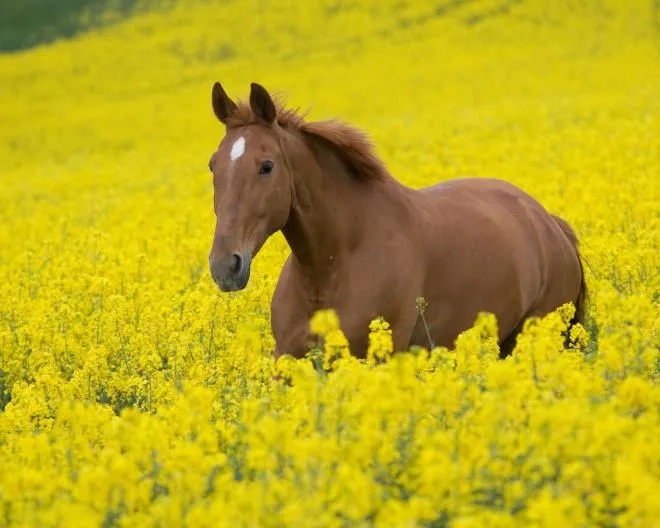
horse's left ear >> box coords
[249,82,277,124]
[212,81,237,124]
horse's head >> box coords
[207,82,293,292]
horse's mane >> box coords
[224,99,388,182]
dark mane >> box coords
[225,99,388,182]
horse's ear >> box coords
[249,82,277,124]
[212,81,237,124]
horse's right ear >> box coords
[212,82,237,124]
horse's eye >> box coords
[259,160,274,175]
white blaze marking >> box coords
[230,136,245,161]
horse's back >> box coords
[418,177,561,278]
[412,177,581,345]
[420,177,567,247]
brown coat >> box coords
[207,82,587,359]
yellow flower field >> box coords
[0,0,658,526]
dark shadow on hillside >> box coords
[0,0,155,53]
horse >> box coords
[206,82,587,360]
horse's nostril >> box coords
[230,253,242,275]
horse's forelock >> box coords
[223,96,305,129]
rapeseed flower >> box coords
[1,0,658,525]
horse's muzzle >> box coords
[209,250,252,291]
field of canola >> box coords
[1,0,659,526]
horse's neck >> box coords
[281,135,372,281]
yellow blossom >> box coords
[0,0,658,525]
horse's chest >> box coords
[272,270,380,356]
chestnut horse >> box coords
[207,82,587,359]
